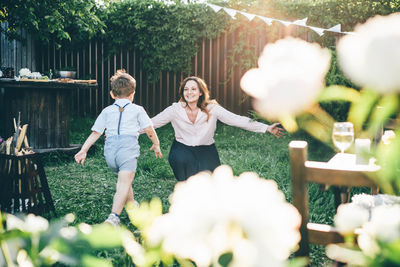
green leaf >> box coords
[318,85,360,103]
[286,257,308,267]
[376,133,400,195]
[82,224,122,248]
[218,252,233,267]
[347,88,380,133]
[81,254,113,267]
[386,240,400,263]
[367,94,398,138]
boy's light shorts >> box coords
[104,135,140,174]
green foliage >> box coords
[1,0,105,47]
[217,0,400,31]
[100,0,229,80]
[0,212,126,266]
[319,49,354,121]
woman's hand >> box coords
[268,123,285,138]
[150,144,163,158]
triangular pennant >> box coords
[309,26,325,36]
[239,11,256,21]
[293,18,308,26]
[223,8,237,19]
[258,16,273,26]
[205,3,351,36]
[276,19,292,27]
[206,3,222,13]
[326,24,341,33]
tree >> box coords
[0,0,106,47]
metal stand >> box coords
[0,153,56,217]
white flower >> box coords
[24,214,49,233]
[357,231,380,257]
[7,214,49,234]
[17,250,34,267]
[363,205,400,243]
[19,68,31,77]
[122,232,146,266]
[351,193,376,211]
[334,203,369,235]
[337,13,400,94]
[240,37,331,120]
[148,165,301,267]
[59,226,77,239]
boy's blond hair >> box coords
[110,69,136,97]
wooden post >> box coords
[289,141,309,257]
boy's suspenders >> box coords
[114,103,130,135]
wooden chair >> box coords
[289,140,379,258]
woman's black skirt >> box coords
[168,139,221,181]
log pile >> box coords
[0,112,33,155]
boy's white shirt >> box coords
[151,102,270,146]
[92,98,152,137]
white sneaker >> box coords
[104,213,120,227]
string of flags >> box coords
[206,3,353,36]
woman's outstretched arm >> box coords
[213,104,285,138]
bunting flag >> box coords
[207,3,222,13]
[223,8,238,19]
[206,3,352,36]
[258,16,273,26]
[293,18,308,26]
[326,24,342,33]
[239,11,256,21]
[309,26,326,36]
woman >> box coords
[152,76,284,181]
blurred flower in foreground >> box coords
[337,13,400,94]
[333,203,369,236]
[328,199,400,266]
[147,165,301,267]
[7,213,49,233]
[240,37,331,122]
[363,205,400,243]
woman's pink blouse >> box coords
[151,102,270,146]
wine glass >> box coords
[332,122,354,153]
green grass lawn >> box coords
[42,116,338,266]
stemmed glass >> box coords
[332,122,354,153]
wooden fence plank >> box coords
[2,22,315,118]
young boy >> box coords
[74,69,162,226]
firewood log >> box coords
[15,124,28,152]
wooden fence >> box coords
[2,21,312,118]
[1,23,37,74]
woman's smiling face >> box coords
[183,80,202,104]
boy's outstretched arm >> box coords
[74,131,102,164]
[143,126,162,158]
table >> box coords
[325,153,380,207]
[0,79,97,152]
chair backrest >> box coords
[289,140,379,257]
